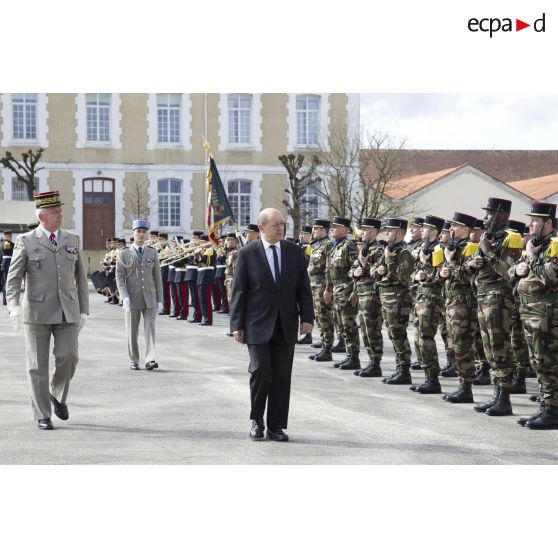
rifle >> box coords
[352,235,373,290]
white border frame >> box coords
[218,93,262,152]
[287,93,330,151]
[146,93,192,150]
[0,93,49,148]
[75,93,122,149]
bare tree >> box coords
[278,152,319,238]
[124,174,150,225]
[0,148,45,200]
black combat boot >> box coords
[416,374,442,394]
[443,379,473,403]
[510,373,527,394]
[331,338,346,353]
[311,341,323,349]
[473,384,500,413]
[385,365,412,385]
[517,403,545,427]
[472,363,492,385]
[410,372,428,391]
[358,357,382,377]
[313,347,332,362]
[529,393,541,402]
[485,386,513,416]
[339,351,361,370]
[297,333,313,345]
[382,364,400,383]
[440,362,457,377]
[410,359,423,371]
[525,404,558,429]
[333,353,351,368]
[526,368,537,378]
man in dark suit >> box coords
[230,208,314,442]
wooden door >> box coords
[83,178,115,250]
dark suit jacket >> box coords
[230,239,314,345]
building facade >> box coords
[0,93,359,270]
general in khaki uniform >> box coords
[116,220,164,370]
[6,191,89,430]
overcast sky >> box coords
[360,94,558,150]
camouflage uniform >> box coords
[349,240,383,362]
[443,239,477,383]
[472,228,519,389]
[224,247,238,303]
[308,236,334,349]
[412,241,445,383]
[372,242,414,371]
[511,231,558,408]
[408,238,424,364]
[326,237,359,353]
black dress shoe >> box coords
[188,318,201,323]
[38,418,54,430]
[50,394,69,420]
[226,331,234,337]
[266,428,289,442]
[250,419,265,440]
[130,362,140,370]
[145,361,159,370]
[199,321,212,326]
[176,316,188,320]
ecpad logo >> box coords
[468,13,546,37]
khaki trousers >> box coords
[125,308,157,364]
[24,322,80,420]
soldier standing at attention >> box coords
[512,202,558,429]
[373,218,414,385]
[307,219,334,362]
[409,215,446,394]
[196,235,216,326]
[439,212,478,403]
[224,232,240,336]
[243,223,260,244]
[116,219,164,371]
[323,217,360,370]
[469,197,518,416]
[349,218,384,378]
[408,217,425,372]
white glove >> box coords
[9,306,21,331]
[157,302,164,313]
[123,297,131,312]
[79,313,88,332]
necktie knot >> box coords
[49,233,57,247]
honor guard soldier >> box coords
[469,197,520,416]
[512,202,558,429]
[224,232,240,336]
[323,217,361,370]
[196,234,216,326]
[214,238,228,313]
[349,218,384,377]
[244,223,260,243]
[116,219,164,371]
[1,230,15,305]
[408,217,425,371]
[373,218,415,384]
[157,233,171,314]
[186,231,203,322]
[408,215,446,393]
[307,219,335,362]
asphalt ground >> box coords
[0,283,556,465]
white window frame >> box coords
[287,93,329,151]
[76,93,122,149]
[0,93,49,148]
[147,94,192,150]
[227,179,252,227]
[218,94,262,151]
[157,178,183,228]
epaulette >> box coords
[503,232,523,250]
[431,245,444,267]
[462,242,479,257]
[546,237,558,258]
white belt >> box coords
[169,265,176,269]
[199,266,214,270]
[216,265,226,268]
[187,265,198,270]
[2,256,11,259]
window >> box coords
[157,94,181,143]
[296,95,320,146]
[12,93,37,140]
[86,93,111,142]
[228,94,252,144]
[83,178,114,205]
[227,180,251,227]
[12,177,38,201]
[301,180,320,223]
[158,179,182,227]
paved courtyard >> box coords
[0,283,556,464]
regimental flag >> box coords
[204,142,234,248]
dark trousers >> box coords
[212,282,221,311]
[170,282,180,316]
[1,269,7,305]
[187,280,200,321]
[179,282,189,318]
[217,276,229,312]
[247,318,295,429]
[161,268,171,313]
[198,283,213,325]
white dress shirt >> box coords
[261,238,282,282]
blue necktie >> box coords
[138,246,143,260]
